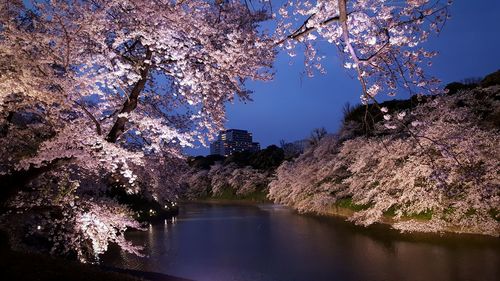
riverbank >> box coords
[184,197,271,205]
[0,249,194,281]
[102,202,500,281]
[0,232,193,281]
[184,188,271,204]
[268,84,500,237]
[186,199,499,238]
[310,203,499,237]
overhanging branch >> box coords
[276,13,341,46]
[75,101,102,135]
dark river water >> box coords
[101,202,499,281]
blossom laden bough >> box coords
[269,86,500,236]
[276,0,451,100]
[0,0,275,261]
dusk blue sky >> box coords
[186,0,500,156]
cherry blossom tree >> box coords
[269,86,500,236]
[180,162,271,199]
[0,0,275,261]
[0,0,479,262]
[1,0,275,157]
[276,0,451,101]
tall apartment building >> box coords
[210,129,260,156]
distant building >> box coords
[210,129,260,156]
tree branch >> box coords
[106,47,153,143]
[337,0,368,96]
[75,101,102,135]
[276,13,341,46]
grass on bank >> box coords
[333,197,434,221]
[335,197,371,212]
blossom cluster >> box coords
[275,0,450,99]
[269,86,500,236]
[0,0,274,261]
[180,163,271,199]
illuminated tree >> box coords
[269,87,500,236]
[0,0,274,261]
[276,0,451,101]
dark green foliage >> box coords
[187,154,225,170]
[212,186,236,199]
[341,69,500,138]
[465,208,477,217]
[404,210,433,221]
[210,186,268,202]
[480,69,500,87]
[193,145,285,171]
[320,166,352,190]
[249,145,284,170]
[488,209,499,222]
[107,186,178,223]
[382,206,433,220]
[224,150,253,167]
[383,205,398,217]
[335,197,371,211]
[224,145,285,170]
[342,96,428,136]
[444,82,477,95]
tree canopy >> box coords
[0,0,454,262]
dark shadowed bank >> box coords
[0,231,193,281]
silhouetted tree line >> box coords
[187,145,285,171]
[340,69,500,137]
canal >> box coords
[102,202,499,281]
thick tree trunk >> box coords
[106,48,153,143]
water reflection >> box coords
[102,203,499,281]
